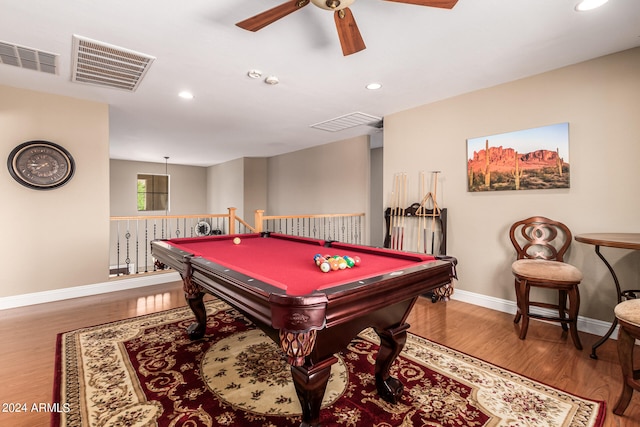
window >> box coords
[137,174,169,211]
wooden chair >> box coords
[613,298,640,415]
[509,217,583,349]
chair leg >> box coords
[515,280,530,340]
[514,280,522,324]
[614,326,636,415]
[558,290,568,332]
[567,287,582,350]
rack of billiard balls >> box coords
[314,254,361,273]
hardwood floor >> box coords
[0,281,638,426]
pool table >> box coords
[151,232,456,427]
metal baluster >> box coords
[135,220,139,275]
[350,216,354,244]
[153,220,158,270]
[116,221,121,276]
[125,219,131,276]
[144,219,149,273]
[323,217,327,240]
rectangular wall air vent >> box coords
[310,112,382,132]
[0,40,59,74]
[71,35,155,92]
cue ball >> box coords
[233,237,241,245]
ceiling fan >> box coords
[236,0,459,56]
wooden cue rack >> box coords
[383,204,448,255]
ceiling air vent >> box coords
[310,112,382,132]
[71,35,155,92]
[0,40,58,74]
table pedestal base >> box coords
[590,245,640,359]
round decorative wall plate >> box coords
[7,140,75,190]
[195,221,211,236]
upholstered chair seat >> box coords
[512,259,583,283]
[615,299,640,327]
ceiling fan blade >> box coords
[383,0,458,9]
[334,8,366,56]
[236,0,310,32]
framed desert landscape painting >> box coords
[467,123,570,192]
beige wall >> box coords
[206,157,245,220]
[110,159,207,216]
[243,157,268,224]
[266,136,370,214]
[0,85,110,298]
[204,138,371,235]
[266,135,371,242]
[369,147,384,247]
[383,48,640,321]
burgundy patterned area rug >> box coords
[53,299,605,427]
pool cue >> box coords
[416,179,434,253]
[396,174,402,250]
[400,173,407,250]
[430,171,441,254]
[389,176,395,249]
[390,174,399,249]
[419,172,430,253]
[416,171,424,252]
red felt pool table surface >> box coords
[166,233,436,295]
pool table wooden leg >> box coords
[291,356,337,427]
[185,291,207,340]
[374,323,410,404]
[179,269,208,340]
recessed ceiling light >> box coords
[366,82,382,90]
[178,91,194,99]
[264,75,279,85]
[247,69,262,79]
[575,0,609,11]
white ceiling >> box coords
[1,0,639,167]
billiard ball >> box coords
[319,262,331,273]
[233,237,241,245]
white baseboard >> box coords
[0,272,181,310]
[450,288,618,340]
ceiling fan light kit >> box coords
[236,0,459,56]
[310,0,355,11]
